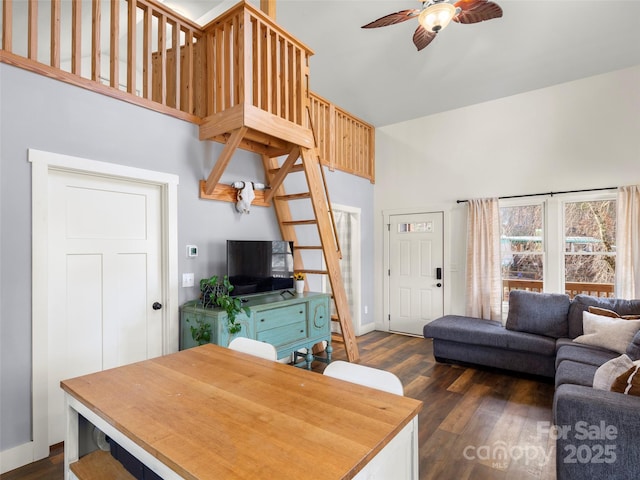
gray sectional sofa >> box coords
[423,291,640,480]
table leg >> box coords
[64,395,79,480]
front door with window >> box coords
[389,212,444,335]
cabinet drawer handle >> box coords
[300,329,304,333]
[299,310,303,314]
[260,318,265,322]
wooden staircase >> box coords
[199,131,360,362]
[262,145,359,362]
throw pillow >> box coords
[505,290,570,338]
[588,306,640,320]
[593,354,635,390]
[627,330,640,361]
[611,364,640,396]
[573,311,640,354]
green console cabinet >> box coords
[180,292,332,368]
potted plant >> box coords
[293,272,305,294]
[198,275,251,335]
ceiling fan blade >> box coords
[361,9,420,28]
[453,0,503,24]
[413,25,437,51]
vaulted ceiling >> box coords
[169,0,640,127]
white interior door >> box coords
[47,169,164,445]
[389,212,444,335]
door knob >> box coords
[436,283,442,288]
[152,302,163,310]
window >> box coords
[499,193,616,302]
[563,199,616,297]
[500,203,545,301]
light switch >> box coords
[182,273,195,288]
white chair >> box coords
[228,337,278,361]
[323,360,404,395]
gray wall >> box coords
[0,64,374,451]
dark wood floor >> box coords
[1,332,556,480]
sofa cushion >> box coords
[573,311,640,354]
[567,294,640,338]
[592,354,635,390]
[424,315,556,355]
[555,360,598,388]
[627,330,640,361]
[555,342,619,369]
[505,290,570,338]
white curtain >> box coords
[328,210,356,332]
[615,185,640,299]
[465,198,503,321]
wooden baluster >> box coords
[91,0,100,82]
[28,0,38,60]
[71,0,81,74]
[51,0,61,68]
[110,0,119,88]
[158,13,166,105]
[172,20,179,109]
[2,0,12,52]
[127,0,136,95]
[142,5,151,99]
[183,28,193,114]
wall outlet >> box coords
[182,273,195,288]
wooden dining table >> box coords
[61,343,423,480]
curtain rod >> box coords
[456,186,617,204]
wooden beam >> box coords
[264,146,299,203]
[260,0,276,20]
[199,180,270,207]
[203,126,247,195]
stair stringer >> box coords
[299,147,360,363]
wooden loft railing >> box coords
[309,92,375,183]
[198,1,314,164]
[0,0,204,122]
[0,0,375,181]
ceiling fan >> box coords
[362,0,503,51]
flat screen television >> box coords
[227,240,294,296]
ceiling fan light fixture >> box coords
[418,2,456,33]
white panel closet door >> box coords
[47,169,163,445]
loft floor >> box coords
[1,332,556,480]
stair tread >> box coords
[297,269,328,275]
[294,245,323,250]
[282,219,317,225]
[276,192,311,201]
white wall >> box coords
[373,66,640,328]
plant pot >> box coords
[295,280,305,294]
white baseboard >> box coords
[358,323,376,335]
[0,441,37,474]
